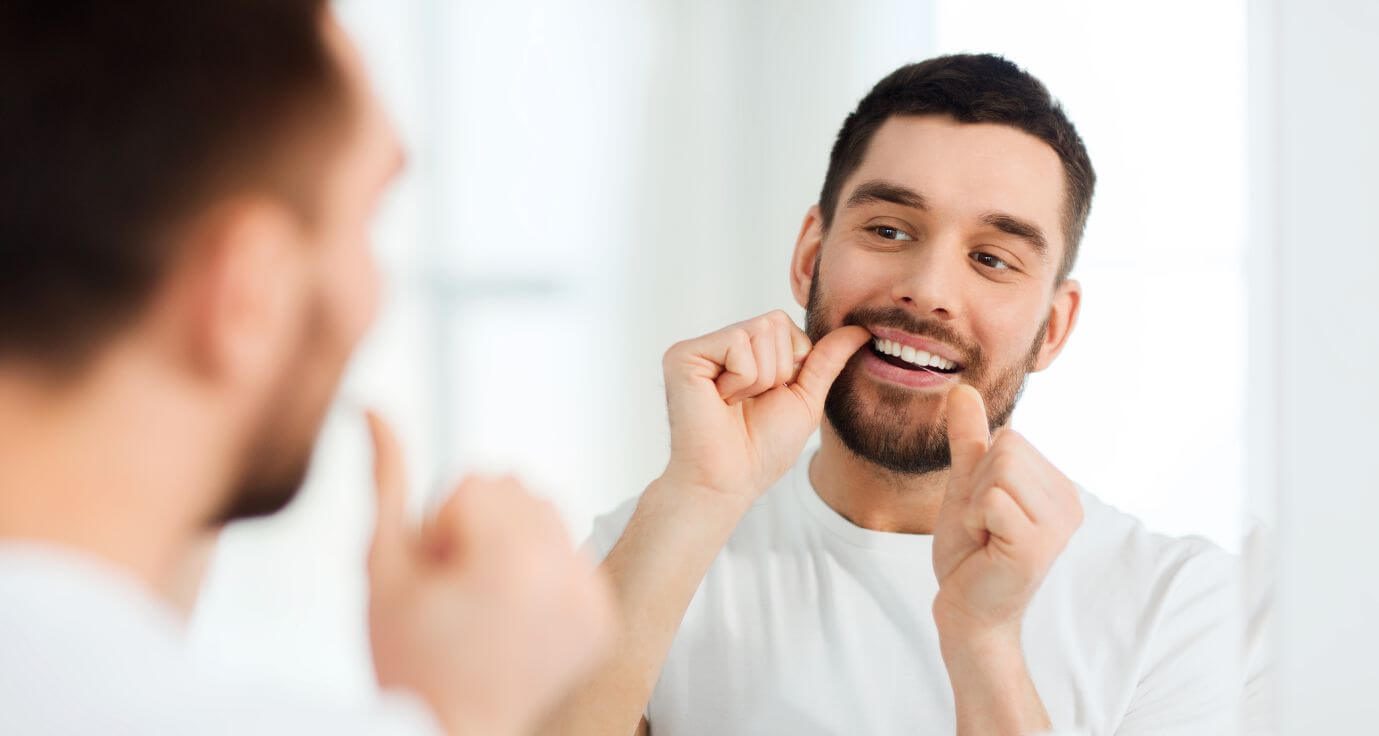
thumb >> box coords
[366,410,409,577]
[792,325,871,416]
[944,384,990,491]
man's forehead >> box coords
[845,115,1066,243]
[324,13,405,185]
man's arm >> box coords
[939,629,1051,734]
[932,386,1085,735]
[550,478,750,735]
[543,312,871,736]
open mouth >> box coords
[870,337,962,374]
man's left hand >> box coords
[931,384,1084,643]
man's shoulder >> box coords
[1064,487,1239,603]
[0,543,445,736]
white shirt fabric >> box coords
[0,542,443,736]
[588,453,1254,735]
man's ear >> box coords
[1032,278,1082,372]
[177,199,302,385]
[790,205,825,308]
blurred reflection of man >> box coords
[0,2,610,734]
[553,55,1258,735]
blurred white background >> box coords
[190,0,1255,705]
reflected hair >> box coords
[818,54,1096,281]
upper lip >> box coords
[866,326,965,366]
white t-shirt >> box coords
[588,454,1255,735]
[0,542,443,736]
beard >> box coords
[209,300,346,525]
[804,265,1046,476]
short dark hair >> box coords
[0,0,347,370]
[818,54,1096,281]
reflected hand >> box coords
[365,412,614,736]
[659,310,871,503]
[931,385,1083,641]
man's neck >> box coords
[0,352,229,607]
[808,422,950,535]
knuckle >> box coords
[991,451,1022,478]
[535,500,567,532]
[981,488,1008,515]
[662,341,686,366]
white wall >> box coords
[1254,0,1379,731]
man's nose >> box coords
[890,240,963,320]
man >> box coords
[551,55,1250,734]
[0,2,610,734]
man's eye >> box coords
[870,226,914,241]
[971,252,1012,270]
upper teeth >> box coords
[872,337,958,371]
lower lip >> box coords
[860,349,959,389]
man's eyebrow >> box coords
[844,179,928,211]
[981,211,1049,259]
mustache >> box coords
[838,306,983,368]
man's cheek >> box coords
[315,246,380,354]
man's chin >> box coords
[211,450,314,526]
[850,372,948,416]
[824,378,953,475]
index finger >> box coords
[366,410,409,571]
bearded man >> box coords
[549,54,1252,736]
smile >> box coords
[870,337,961,374]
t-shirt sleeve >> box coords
[580,494,642,564]
[1238,524,1275,736]
[1114,542,1247,735]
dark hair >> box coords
[0,0,346,369]
[818,54,1095,281]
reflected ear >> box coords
[182,199,301,384]
[1032,278,1081,372]
[790,205,825,308]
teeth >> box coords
[872,336,960,371]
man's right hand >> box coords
[364,412,614,736]
[659,310,871,503]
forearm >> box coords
[542,477,749,736]
[940,629,1051,736]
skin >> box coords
[547,115,1084,736]
[0,12,611,736]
